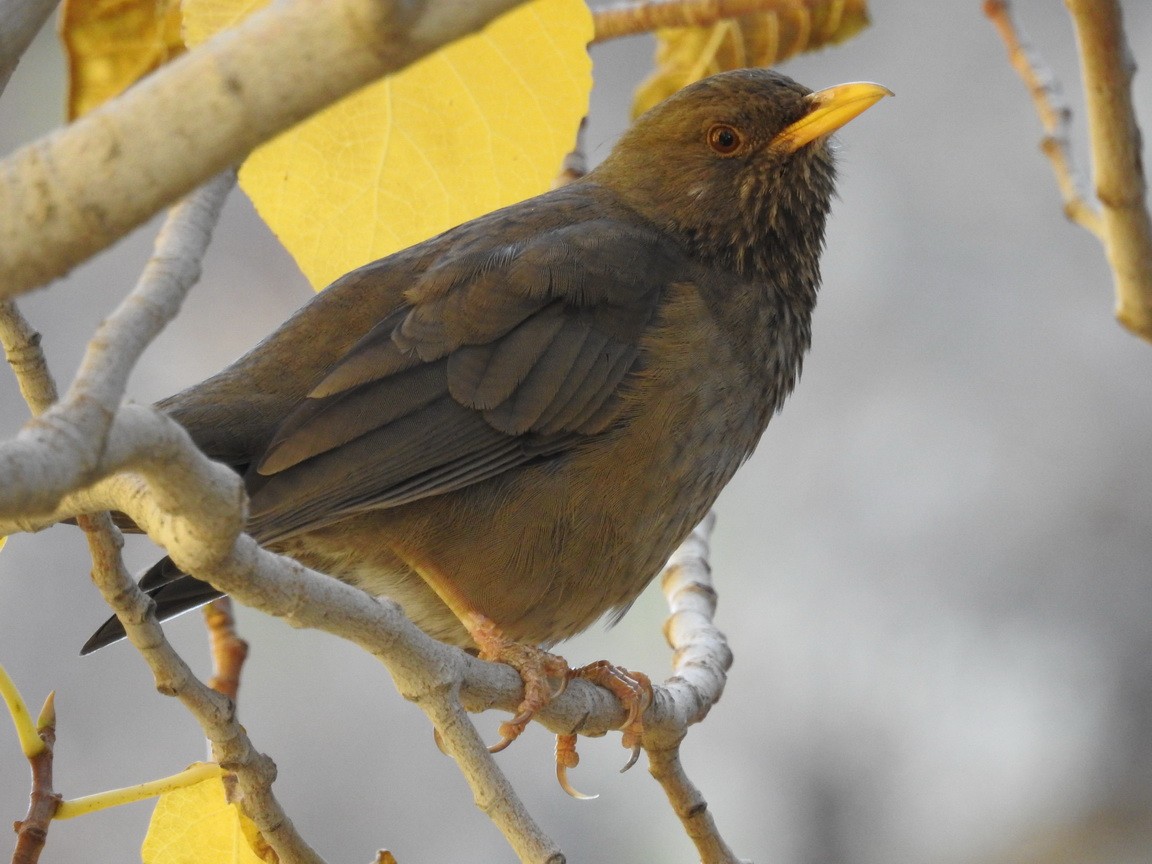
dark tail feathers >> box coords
[80,557,225,655]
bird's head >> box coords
[594,69,890,283]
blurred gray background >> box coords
[2,2,1152,862]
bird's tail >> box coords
[80,557,225,654]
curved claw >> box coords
[555,733,598,800]
[550,672,570,701]
[488,734,514,754]
[489,709,533,753]
[558,762,599,800]
[619,742,641,774]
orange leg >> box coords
[463,611,571,752]
[406,560,572,751]
[409,563,652,789]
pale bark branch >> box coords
[983,0,1102,236]
[70,170,237,413]
[0,301,57,414]
[0,402,741,861]
[0,0,531,301]
[2,174,323,863]
[985,0,1152,343]
[645,514,746,864]
[79,511,325,864]
[1065,0,1152,342]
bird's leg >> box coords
[462,611,571,752]
[568,661,652,772]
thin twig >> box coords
[985,0,1152,343]
[78,511,325,864]
[983,0,1102,236]
[205,599,249,703]
[646,744,747,864]
[1065,0,1152,342]
[415,696,564,863]
[65,170,237,415]
[11,693,60,864]
[54,762,224,819]
[0,663,45,759]
[0,302,58,415]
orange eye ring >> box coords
[707,123,743,155]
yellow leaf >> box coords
[179,0,262,43]
[60,0,185,120]
[183,0,594,289]
[141,772,270,864]
[633,0,870,117]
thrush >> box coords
[83,68,889,762]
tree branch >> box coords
[985,0,1152,343]
[983,0,1102,236]
[0,301,57,415]
[79,510,326,864]
[2,396,742,860]
[204,599,249,703]
[644,514,745,864]
[0,0,531,301]
[11,693,60,864]
[1,172,326,863]
[1065,0,1152,342]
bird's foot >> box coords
[554,661,653,798]
[466,614,570,753]
[571,661,652,770]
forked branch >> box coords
[985,0,1152,343]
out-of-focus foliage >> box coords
[61,0,185,120]
[632,0,869,117]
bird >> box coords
[83,68,889,757]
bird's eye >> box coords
[707,124,743,155]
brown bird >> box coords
[83,69,888,753]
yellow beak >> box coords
[773,82,893,152]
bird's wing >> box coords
[244,213,685,542]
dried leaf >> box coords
[633,0,869,117]
[60,0,185,120]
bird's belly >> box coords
[281,414,753,650]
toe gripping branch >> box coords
[463,614,656,799]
